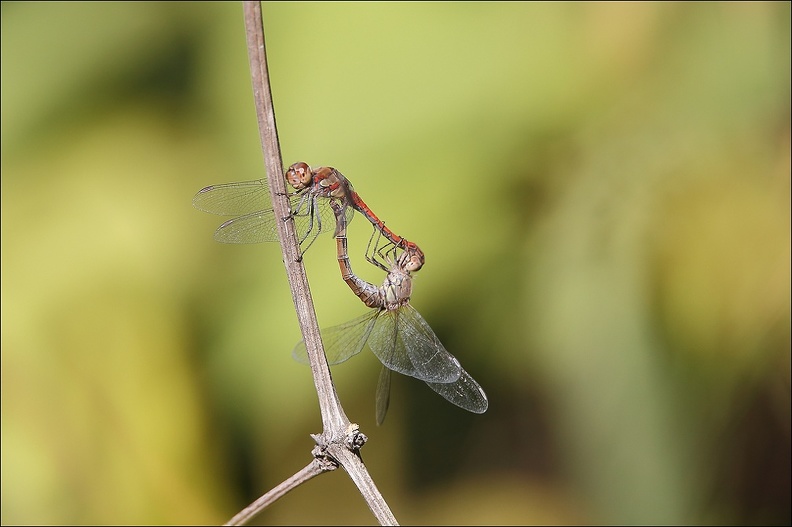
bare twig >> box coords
[229,2,398,525]
[224,458,332,526]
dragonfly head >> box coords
[286,162,312,190]
[397,244,425,272]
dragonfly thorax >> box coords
[315,166,353,200]
[381,267,412,308]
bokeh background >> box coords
[2,2,790,525]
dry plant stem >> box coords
[235,2,398,526]
[224,459,330,526]
[243,0,347,436]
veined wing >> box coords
[425,367,488,414]
[212,209,280,244]
[375,364,488,424]
[210,193,354,245]
[192,179,271,216]
[292,309,379,365]
[367,304,461,384]
[375,365,392,426]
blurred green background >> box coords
[2,2,790,525]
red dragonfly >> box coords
[193,162,424,270]
[293,200,488,425]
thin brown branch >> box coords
[224,458,333,526]
[243,0,348,435]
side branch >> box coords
[224,459,334,526]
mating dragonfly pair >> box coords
[193,162,488,424]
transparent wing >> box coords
[212,210,280,244]
[366,305,461,383]
[292,309,379,365]
[206,193,354,246]
[424,367,489,414]
[366,309,420,378]
[375,365,392,426]
[192,179,272,216]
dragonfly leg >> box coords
[297,224,322,261]
[365,226,391,272]
[294,197,324,261]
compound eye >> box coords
[406,256,424,272]
[398,251,424,272]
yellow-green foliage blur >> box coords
[2,2,789,525]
